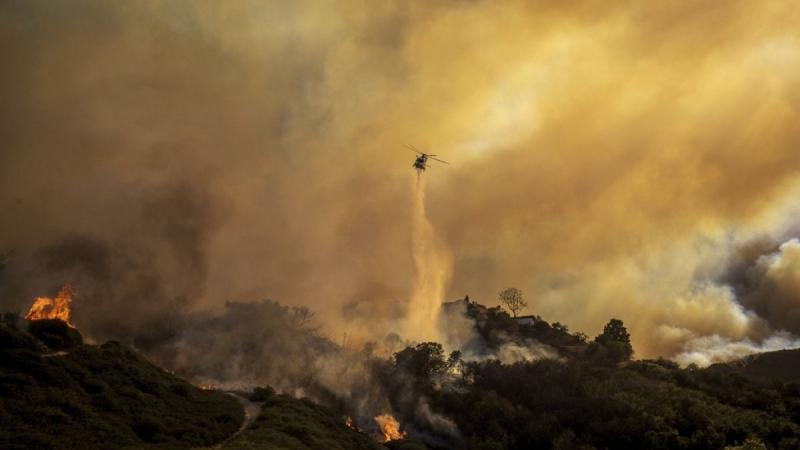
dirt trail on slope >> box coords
[230,393,261,432]
[199,392,262,449]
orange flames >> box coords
[25,284,75,326]
[374,413,406,443]
[345,417,354,429]
[198,383,216,391]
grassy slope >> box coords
[222,393,383,450]
[0,321,244,450]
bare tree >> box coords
[498,287,527,318]
[290,306,316,328]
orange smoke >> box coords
[374,413,406,443]
[25,284,75,326]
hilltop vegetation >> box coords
[369,302,800,449]
[0,316,243,450]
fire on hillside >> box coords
[25,284,75,327]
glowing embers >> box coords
[25,284,75,327]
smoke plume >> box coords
[3,0,800,370]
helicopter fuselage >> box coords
[413,154,428,171]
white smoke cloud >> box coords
[673,331,800,367]
[494,340,561,365]
[414,398,461,439]
[438,299,560,364]
[659,238,800,367]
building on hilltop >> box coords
[512,315,540,326]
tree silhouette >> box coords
[590,318,633,362]
[290,306,315,328]
[394,342,447,378]
[498,287,527,318]
[597,319,631,345]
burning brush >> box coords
[25,284,75,327]
[374,413,407,443]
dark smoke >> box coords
[0,183,218,341]
[722,238,800,335]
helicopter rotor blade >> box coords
[404,143,448,164]
[404,144,424,155]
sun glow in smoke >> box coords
[25,284,75,327]
[405,174,451,342]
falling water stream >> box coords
[404,173,451,343]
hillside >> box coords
[442,297,586,358]
[7,301,800,450]
[222,389,384,450]
[709,348,800,384]
[420,358,800,449]
[0,317,244,450]
[369,302,800,449]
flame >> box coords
[374,413,406,443]
[198,383,216,391]
[25,284,75,326]
[345,416,353,428]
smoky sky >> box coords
[3,0,800,359]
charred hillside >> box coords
[0,316,243,450]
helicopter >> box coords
[405,144,449,172]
